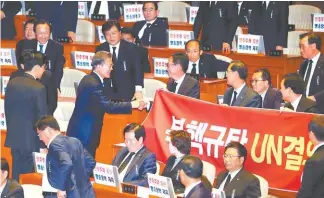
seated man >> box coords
[223,61,261,107]
[215,142,261,198]
[251,68,282,109]
[280,73,319,113]
[0,158,24,197]
[185,39,229,78]
[179,155,211,198]
[112,123,156,186]
[167,53,200,99]
[23,18,37,40]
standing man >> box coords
[96,21,144,102]
[0,158,24,197]
[132,2,169,46]
[5,51,47,182]
[36,116,96,198]
[0,1,21,40]
[67,51,145,158]
[299,33,324,114]
[297,115,324,198]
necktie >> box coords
[93,1,101,15]
[304,59,313,87]
[169,82,178,93]
[39,44,44,53]
[143,23,152,38]
[102,82,104,87]
[171,157,181,170]
[191,63,197,74]
[118,152,135,173]
[231,91,237,106]
[224,174,231,189]
[112,47,117,63]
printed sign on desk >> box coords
[147,173,175,198]
[0,48,17,66]
[167,30,194,49]
[312,14,324,32]
[123,4,144,22]
[236,34,265,55]
[0,110,6,130]
[33,152,46,174]
[78,2,88,19]
[186,6,199,25]
[93,163,120,187]
[1,76,9,96]
[71,51,95,70]
[96,26,106,43]
[153,57,168,78]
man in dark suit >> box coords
[299,33,324,114]
[297,115,324,198]
[251,68,282,109]
[215,142,261,198]
[167,53,200,99]
[280,73,319,113]
[249,1,288,52]
[0,158,24,198]
[36,116,96,198]
[96,21,144,102]
[132,2,169,46]
[121,27,151,73]
[223,61,262,108]
[67,51,145,158]
[193,1,237,52]
[15,20,65,115]
[185,39,229,78]
[4,51,47,182]
[112,123,156,186]
[87,1,122,20]
[0,1,21,40]
[178,155,211,198]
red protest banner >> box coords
[143,90,314,192]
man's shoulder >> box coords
[7,179,23,195]
[184,74,199,85]
[245,86,259,97]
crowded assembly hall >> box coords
[1,1,324,198]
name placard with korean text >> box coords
[313,14,324,32]
[123,4,144,22]
[153,57,168,78]
[93,163,120,187]
[71,51,95,70]
[1,76,9,95]
[0,48,17,66]
[96,26,106,43]
[167,30,194,49]
[33,152,46,174]
[147,173,175,198]
[236,34,265,55]
[78,2,88,19]
[186,6,199,25]
[0,109,6,130]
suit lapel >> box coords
[125,146,146,176]
[1,180,11,196]
[225,169,245,192]
[177,75,189,95]
[216,172,228,188]
[116,148,129,167]
[199,55,206,77]
[234,85,248,106]
[310,54,324,90]
[226,88,234,106]
[263,88,270,108]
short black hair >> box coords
[123,123,146,141]
[34,19,52,33]
[102,20,121,35]
[22,50,47,71]
[143,1,158,10]
[300,33,321,51]
[283,73,305,95]
[179,155,203,179]
[229,60,248,80]
[35,115,60,131]
[170,130,191,155]
[24,18,37,30]
[224,142,248,164]
[171,52,189,72]
[91,51,112,70]
[0,158,10,179]
[309,116,324,141]
[254,68,272,87]
[185,39,203,51]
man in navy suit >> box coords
[112,123,156,186]
[178,155,211,198]
[132,2,169,46]
[251,68,282,109]
[36,115,96,198]
[0,1,21,39]
[96,21,144,102]
[223,61,262,108]
[67,51,145,158]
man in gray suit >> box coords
[223,61,262,108]
[167,52,200,99]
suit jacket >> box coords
[87,1,122,20]
[299,53,324,114]
[193,1,237,50]
[15,39,65,114]
[162,155,186,193]
[138,44,151,73]
[112,146,157,186]
[297,145,324,198]
[236,2,261,26]
[95,40,143,101]
[262,88,282,109]
[4,74,47,152]
[296,96,319,114]
[185,182,211,198]
[249,1,288,51]
[1,179,24,198]
[223,84,262,108]
[215,169,261,198]
[66,73,132,152]
[167,74,200,99]
[132,17,169,46]
[46,135,96,198]
[0,1,21,40]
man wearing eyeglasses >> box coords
[251,68,282,109]
[215,142,261,198]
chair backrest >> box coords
[283,30,308,56]
[21,184,43,198]
[214,54,233,63]
[158,1,190,22]
[53,101,75,132]
[254,174,269,197]
[60,68,86,98]
[143,79,167,101]
[202,160,216,185]
[289,5,322,30]
[75,19,96,43]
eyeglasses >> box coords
[250,79,265,84]
[223,154,241,159]
[143,8,155,12]
[124,138,138,144]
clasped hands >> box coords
[131,91,147,110]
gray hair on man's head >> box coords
[91,51,112,70]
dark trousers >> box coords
[11,148,35,182]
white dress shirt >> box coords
[263,1,270,9]
[89,1,109,19]
[184,181,201,197]
[47,134,59,149]
[231,83,246,105]
[174,73,186,94]
[305,52,321,96]
[237,1,243,15]
[138,18,157,39]
[291,95,303,112]
[109,41,120,59]
[119,145,144,182]
[37,41,48,53]
[93,71,104,85]
[218,168,242,190]
[260,88,268,107]
[187,59,200,74]
[0,180,7,197]
[312,142,324,155]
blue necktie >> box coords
[39,44,44,53]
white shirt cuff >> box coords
[135,86,143,92]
